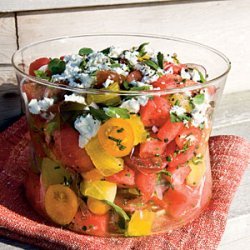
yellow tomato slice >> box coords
[98,118,134,157]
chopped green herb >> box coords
[193,94,205,105]
[108,136,126,151]
[54,166,61,170]
[105,107,130,119]
[123,81,130,90]
[79,59,87,70]
[159,169,172,177]
[34,70,50,80]
[89,107,109,121]
[82,226,87,231]
[198,71,206,83]
[117,128,124,133]
[166,156,172,162]
[79,47,93,56]
[157,52,164,69]
[170,113,191,123]
[48,58,66,75]
[174,100,180,106]
[110,63,121,68]
[125,173,131,177]
[105,200,130,221]
[137,42,149,56]
[130,86,150,91]
[100,47,111,55]
[164,138,169,143]
[144,60,159,71]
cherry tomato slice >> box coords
[29,57,50,76]
[139,139,167,158]
[152,74,182,90]
[98,118,134,157]
[175,126,202,149]
[126,70,143,83]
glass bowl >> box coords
[12,34,230,237]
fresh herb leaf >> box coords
[110,63,121,68]
[170,113,191,123]
[48,58,66,75]
[101,47,111,55]
[79,47,93,56]
[130,86,150,91]
[159,169,172,177]
[144,60,159,71]
[157,52,164,69]
[198,71,206,83]
[137,42,149,56]
[123,81,130,90]
[166,156,172,162]
[89,107,109,121]
[34,70,50,80]
[79,59,87,70]
[193,94,205,105]
[105,200,130,221]
[105,107,130,119]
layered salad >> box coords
[22,43,214,236]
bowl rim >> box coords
[11,33,231,96]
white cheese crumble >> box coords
[108,46,123,58]
[103,78,114,88]
[129,80,153,90]
[86,52,110,72]
[74,114,101,148]
[28,98,54,114]
[124,51,139,65]
[180,68,191,80]
[191,69,201,82]
[112,63,129,76]
[64,93,86,104]
[134,63,158,84]
[119,96,148,114]
[52,54,94,88]
[170,105,186,116]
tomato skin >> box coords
[29,57,50,76]
[163,187,189,218]
[73,209,109,236]
[165,165,191,186]
[157,119,184,143]
[96,70,125,87]
[126,70,142,83]
[152,74,182,90]
[106,166,135,187]
[165,140,177,157]
[125,156,167,174]
[175,126,202,149]
[164,62,184,74]
[135,171,157,202]
[168,145,195,169]
[139,139,167,158]
[140,96,171,127]
[53,126,94,173]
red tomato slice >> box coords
[164,62,184,74]
[73,209,109,236]
[163,186,189,218]
[125,156,167,174]
[168,145,195,169]
[135,171,157,202]
[157,119,184,143]
[106,166,135,187]
[53,126,94,173]
[152,74,182,90]
[140,96,171,127]
[126,70,143,83]
[175,126,202,149]
[22,82,45,100]
[29,57,50,76]
[165,140,177,158]
[139,139,167,158]
[166,165,191,186]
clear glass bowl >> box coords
[12,34,230,237]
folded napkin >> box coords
[0,117,249,250]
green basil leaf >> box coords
[144,60,159,71]
[34,70,50,80]
[123,81,130,90]
[79,47,93,56]
[89,107,109,121]
[48,58,66,75]
[193,94,205,105]
[105,107,130,119]
[105,200,130,221]
[157,52,164,69]
[159,169,172,177]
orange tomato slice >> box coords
[45,184,78,225]
[98,118,134,157]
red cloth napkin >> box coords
[0,117,249,250]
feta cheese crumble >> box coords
[103,78,114,88]
[119,96,148,114]
[74,114,101,148]
[64,93,86,104]
[124,51,139,65]
[170,105,186,116]
[28,98,54,114]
